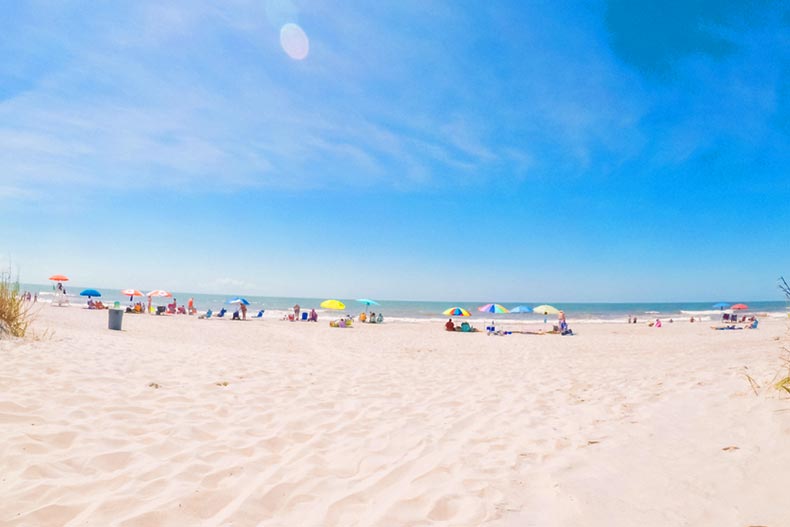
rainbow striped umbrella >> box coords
[443,306,471,317]
[477,303,509,314]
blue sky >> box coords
[1,0,788,301]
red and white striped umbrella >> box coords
[146,290,172,298]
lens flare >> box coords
[280,23,309,60]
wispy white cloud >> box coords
[0,0,782,207]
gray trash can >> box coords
[108,308,124,331]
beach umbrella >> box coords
[227,297,250,305]
[477,303,509,314]
[79,289,101,298]
[146,290,172,298]
[356,298,380,314]
[731,303,749,310]
[533,304,560,324]
[712,302,731,310]
[48,274,69,282]
[443,307,471,317]
[532,304,560,315]
[510,305,533,313]
[321,299,346,310]
[121,289,144,302]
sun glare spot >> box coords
[280,23,309,60]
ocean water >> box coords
[19,283,789,324]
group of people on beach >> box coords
[359,312,383,324]
[19,291,37,302]
[285,305,318,321]
[444,310,572,336]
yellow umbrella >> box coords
[321,299,346,310]
[532,304,560,315]
[533,304,560,324]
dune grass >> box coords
[0,270,29,338]
[774,328,790,395]
[775,277,790,395]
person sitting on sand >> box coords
[309,309,318,322]
[359,312,367,323]
[87,299,96,309]
[655,318,662,328]
[232,309,240,320]
[369,312,376,324]
[690,316,695,323]
[445,318,455,331]
[376,313,383,323]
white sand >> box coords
[1,306,788,526]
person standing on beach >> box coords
[240,303,247,320]
[294,304,300,320]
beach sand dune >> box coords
[1,307,788,526]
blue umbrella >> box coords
[510,305,532,313]
[356,298,380,314]
[79,289,101,298]
[227,297,250,306]
[712,302,731,310]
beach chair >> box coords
[216,308,227,318]
[253,310,264,318]
[199,309,213,319]
[301,312,308,321]
[461,322,477,332]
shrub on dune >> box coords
[0,270,29,338]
